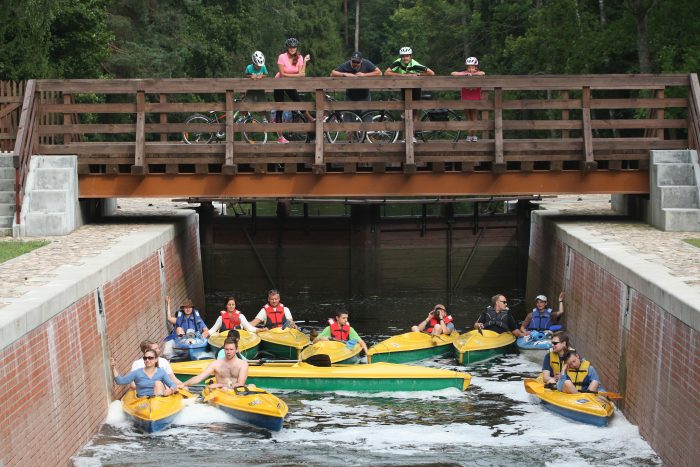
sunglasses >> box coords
[551,341,561,345]
[499,300,507,304]
[142,356,156,361]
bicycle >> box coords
[418,102,462,143]
[182,107,269,144]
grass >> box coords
[684,238,700,248]
[0,240,50,264]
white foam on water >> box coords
[174,400,234,425]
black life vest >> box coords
[482,306,511,333]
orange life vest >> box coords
[264,303,286,328]
[220,310,241,330]
[426,314,453,334]
[329,318,351,341]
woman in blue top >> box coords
[111,349,178,398]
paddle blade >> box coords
[303,353,332,367]
[524,378,545,395]
[178,387,195,399]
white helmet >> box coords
[399,46,413,55]
[252,51,265,66]
[465,56,478,66]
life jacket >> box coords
[220,310,241,331]
[328,318,351,341]
[528,307,553,331]
[482,306,511,333]
[566,360,591,389]
[175,309,204,333]
[549,351,563,374]
[426,314,453,334]
[264,303,286,328]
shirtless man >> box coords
[178,338,248,389]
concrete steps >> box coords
[0,155,15,236]
[649,150,700,232]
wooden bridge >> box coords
[2,74,699,219]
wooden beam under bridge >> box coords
[78,171,649,198]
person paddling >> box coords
[112,349,177,398]
[541,332,572,385]
[179,337,248,390]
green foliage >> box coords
[1,0,698,79]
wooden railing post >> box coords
[493,87,505,172]
[62,93,72,145]
[159,94,168,142]
[314,89,326,174]
[689,73,700,152]
[403,89,415,173]
[581,86,597,171]
[224,90,237,175]
[132,90,146,174]
[654,88,665,140]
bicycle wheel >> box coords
[419,109,461,143]
[241,112,268,144]
[283,111,309,143]
[363,111,398,144]
[325,111,364,143]
[182,114,214,144]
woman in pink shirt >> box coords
[274,37,312,143]
[451,56,485,142]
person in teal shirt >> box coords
[244,50,269,102]
[313,310,369,354]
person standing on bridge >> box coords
[450,56,485,142]
[384,46,435,142]
[274,37,312,144]
[249,289,298,330]
[243,50,270,104]
[474,293,525,337]
[330,51,382,101]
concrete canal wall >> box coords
[527,207,699,467]
[0,210,204,467]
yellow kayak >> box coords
[120,389,184,433]
[173,360,471,392]
[524,377,615,426]
[367,331,460,364]
[300,340,362,364]
[453,330,515,365]
[202,385,288,431]
[208,329,261,359]
[257,328,310,359]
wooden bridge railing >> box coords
[25,74,691,177]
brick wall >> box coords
[0,219,203,466]
[528,214,699,467]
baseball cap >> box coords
[535,294,547,302]
[350,51,363,62]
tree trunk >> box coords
[626,0,658,73]
[354,0,360,52]
[344,0,349,47]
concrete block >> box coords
[34,155,77,169]
[0,192,16,204]
[659,186,699,208]
[656,163,695,186]
[0,180,13,191]
[29,190,69,212]
[0,167,15,179]
[0,215,12,228]
[662,208,700,232]
[0,204,14,216]
[0,156,14,167]
[652,150,691,164]
[34,168,72,190]
[25,212,70,236]
[0,227,11,236]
